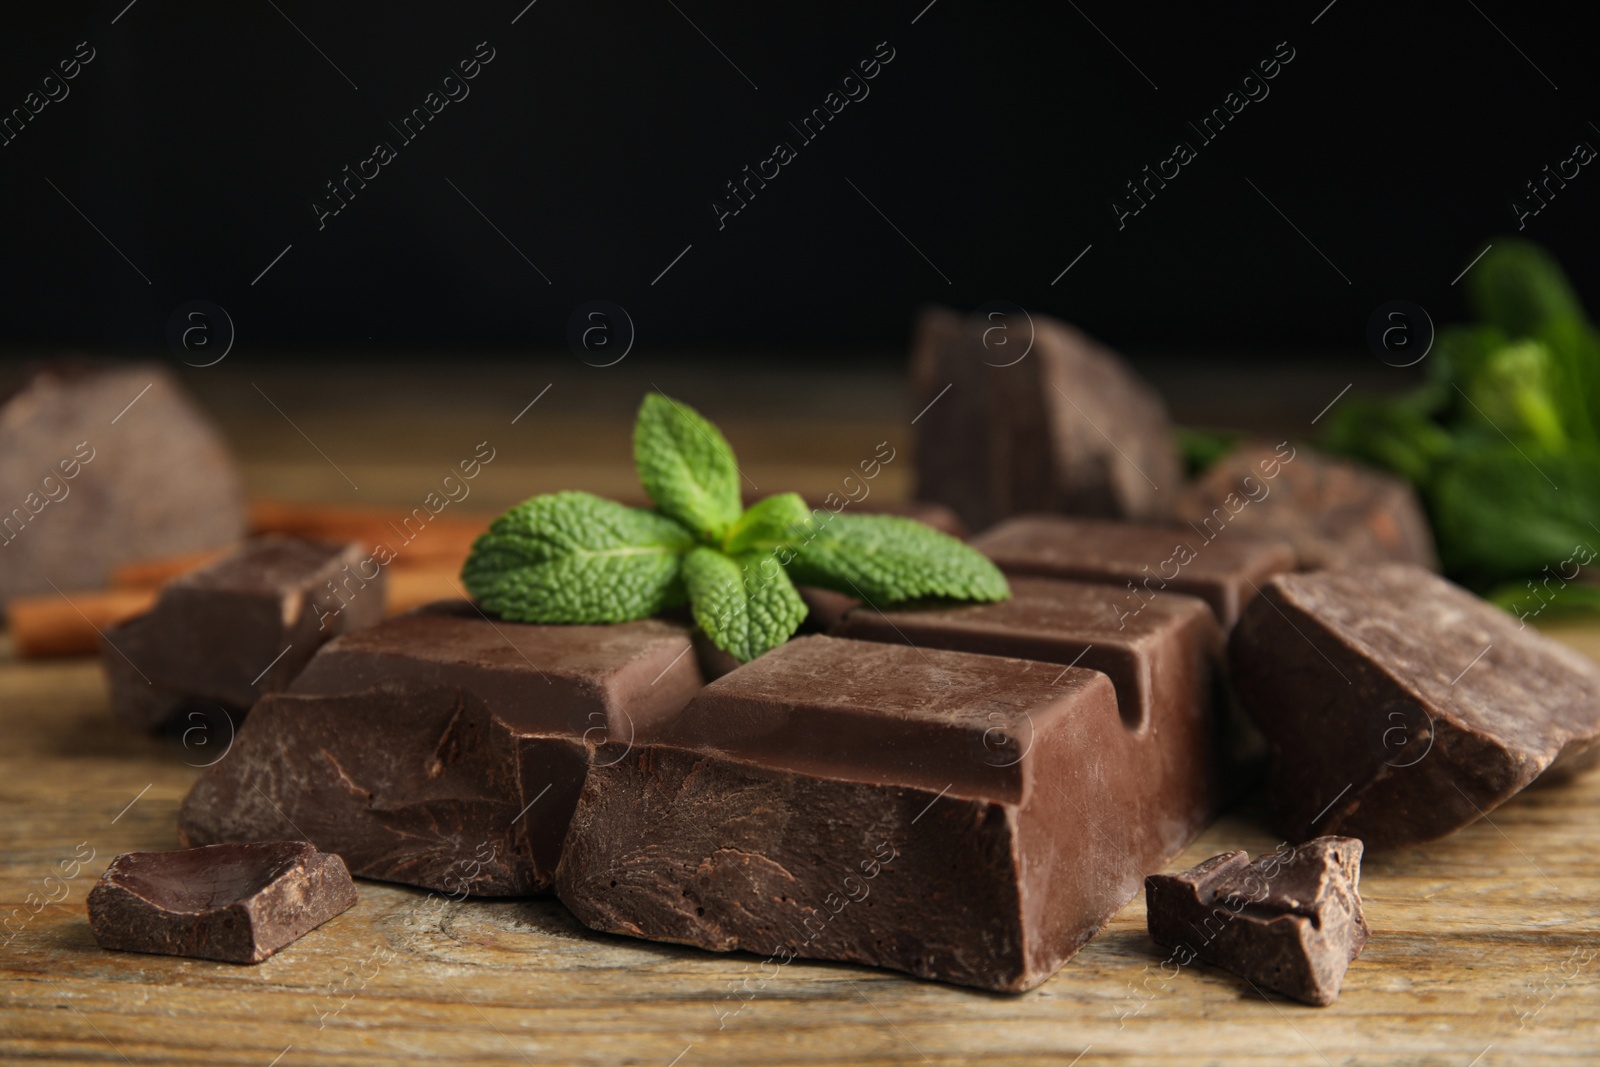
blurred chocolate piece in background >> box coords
[101,536,384,732]
[972,515,1294,630]
[0,362,246,603]
[1178,441,1437,571]
[911,307,1181,532]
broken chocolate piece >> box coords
[0,361,246,603]
[102,535,385,732]
[1177,441,1437,570]
[179,601,704,896]
[972,515,1294,629]
[1145,836,1368,1006]
[833,576,1221,734]
[87,841,356,964]
[910,306,1181,531]
[1230,564,1600,848]
[556,634,1224,992]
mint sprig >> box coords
[461,393,1009,661]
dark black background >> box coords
[0,0,1595,359]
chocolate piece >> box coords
[87,841,356,964]
[1145,837,1368,1006]
[1231,564,1600,848]
[101,536,385,732]
[179,601,704,895]
[972,515,1294,629]
[911,307,1180,531]
[1177,441,1437,570]
[0,361,246,603]
[833,576,1221,734]
[556,635,1223,992]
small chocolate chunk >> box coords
[87,841,356,964]
[0,361,246,603]
[101,536,385,732]
[1145,837,1368,1006]
[1230,564,1600,848]
[911,307,1181,531]
[1177,442,1437,570]
[179,601,704,896]
[833,576,1221,734]
[556,634,1225,992]
[972,515,1294,629]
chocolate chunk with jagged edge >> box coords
[971,515,1294,629]
[0,361,246,603]
[87,841,357,964]
[555,634,1226,992]
[101,535,385,732]
[910,306,1181,531]
[179,601,704,896]
[1230,565,1600,848]
[1145,837,1368,1006]
[832,576,1222,737]
[1177,441,1437,570]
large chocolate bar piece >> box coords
[88,841,357,964]
[0,361,246,602]
[102,536,384,732]
[833,576,1221,735]
[1177,441,1437,570]
[1145,837,1368,1006]
[179,601,704,895]
[911,307,1180,531]
[972,515,1294,629]
[1231,565,1600,848]
[556,635,1222,992]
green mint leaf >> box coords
[723,492,812,556]
[633,393,743,541]
[461,491,694,623]
[786,512,1010,604]
[682,545,807,662]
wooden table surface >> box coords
[2,360,1596,1065]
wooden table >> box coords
[2,362,1597,1064]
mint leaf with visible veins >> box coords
[634,393,743,542]
[461,491,694,623]
[723,492,812,556]
[787,512,1010,604]
[682,545,807,662]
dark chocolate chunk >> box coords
[1145,837,1368,1006]
[1177,441,1437,570]
[87,841,357,964]
[911,307,1180,531]
[0,361,246,603]
[972,515,1294,629]
[179,601,704,896]
[833,576,1221,734]
[1230,564,1600,848]
[556,634,1225,992]
[101,536,385,732]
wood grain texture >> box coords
[2,391,1598,1065]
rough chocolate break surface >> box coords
[179,601,704,895]
[1230,564,1600,848]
